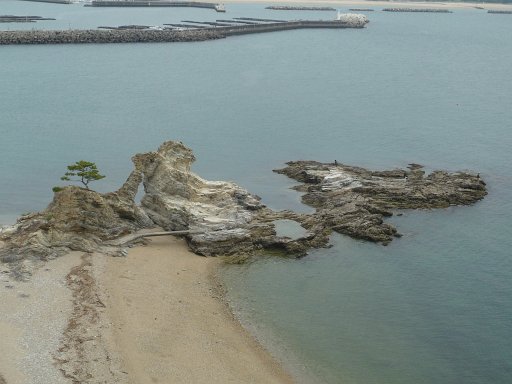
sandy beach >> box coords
[0,235,293,384]
[0,252,82,384]
[101,236,293,384]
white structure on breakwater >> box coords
[336,12,369,25]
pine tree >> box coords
[60,160,105,190]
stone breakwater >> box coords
[0,15,56,23]
[383,8,453,13]
[0,29,223,45]
[0,17,368,46]
[265,6,336,11]
[20,0,72,4]
[0,141,486,278]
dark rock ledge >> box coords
[0,142,486,278]
[274,161,486,244]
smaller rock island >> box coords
[274,160,486,244]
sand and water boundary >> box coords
[0,235,293,384]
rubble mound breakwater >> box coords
[0,16,368,45]
[488,10,512,14]
[266,6,336,11]
[383,8,453,13]
[0,15,56,23]
[87,0,225,12]
[0,29,222,45]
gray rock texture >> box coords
[0,29,222,45]
[274,161,487,244]
[130,141,278,255]
[0,142,306,276]
[0,142,488,276]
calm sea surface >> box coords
[1,1,511,383]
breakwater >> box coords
[20,0,72,4]
[488,10,512,14]
[0,18,367,45]
[0,15,56,23]
[216,20,365,36]
[383,8,453,13]
[266,6,336,11]
[104,19,367,31]
[87,0,222,10]
[0,29,222,45]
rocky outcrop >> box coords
[131,141,278,255]
[0,142,313,275]
[0,141,488,276]
[274,161,487,244]
[0,184,151,265]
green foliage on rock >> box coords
[60,160,105,190]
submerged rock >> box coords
[0,141,488,276]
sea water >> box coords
[1,1,511,383]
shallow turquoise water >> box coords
[1,2,511,383]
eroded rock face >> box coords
[0,141,488,276]
[274,161,487,244]
[133,141,277,255]
[0,141,301,273]
[0,186,151,266]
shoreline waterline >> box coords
[102,235,295,383]
[0,235,296,383]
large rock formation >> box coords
[0,184,151,264]
[0,141,488,277]
[274,161,487,244]
[127,141,281,255]
[0,142,307,276]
